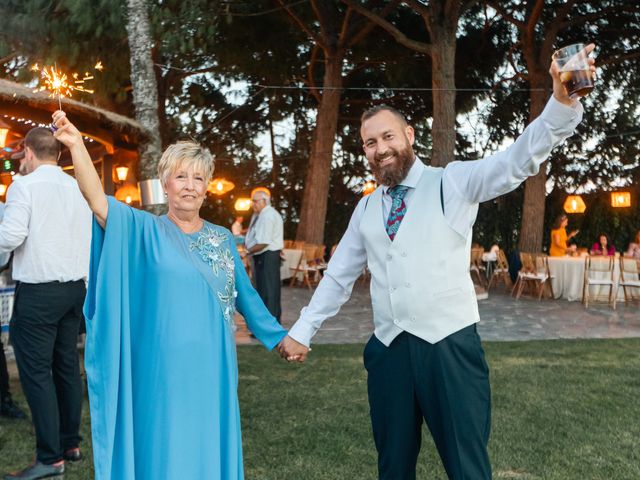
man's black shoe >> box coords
[3,460,64,479]
[63,448,82,462]
[0,398,27,420]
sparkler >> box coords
[30,61,102,131]
[31,62,100,109]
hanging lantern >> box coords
[0,128,8,149]
[563,195,586,214]
[611,191,631,208]
[234,197,251,211]
[115,183,141,205]
[208,178,235,195]
[362,180,376,196]
[114,165,129,183]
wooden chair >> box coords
[469,247,486,288]
[289,245,323,290]
[314,245,328,273]
[617,257,640,305]
[582,256,616,309]
[514,253,554,300]
[285,248,304,285]
[487,249,512,292]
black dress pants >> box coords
[253,250,282,322]
[364,325,492,480]
[9,280,85,464]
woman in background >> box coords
[625,230,640,259]
[549,214,579,256]
[590,233,615,256]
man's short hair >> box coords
[360,105,408,127]
[25,127,61,162]
[251,187,271,204]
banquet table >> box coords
[547,256,624,302]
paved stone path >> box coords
[235,283,640,345]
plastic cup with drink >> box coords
[553,43,595,98]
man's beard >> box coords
[369,144,415,187]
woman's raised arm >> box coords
[52,110,108,228]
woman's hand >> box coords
[52,111,84,151]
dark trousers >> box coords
[253,250,282,322]
[364,326,492,480]
[9,280,85,464]
[0,339,9,400]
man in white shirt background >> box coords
[1,127,92,480]
[0,197,26,421]
[245,188,284,323]
[278,46,596,479]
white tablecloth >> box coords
[547,256,624,301]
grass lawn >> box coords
[1,338,639,479]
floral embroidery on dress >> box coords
[189,226,237,326]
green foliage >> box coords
[1,0,637,245]
[476,0,640,251]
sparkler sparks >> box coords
[33,65,96,99]
[29,61,103,131]
[31,62,103,109]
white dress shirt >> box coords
[245,205,284,254]
[289,96,583,346]
[0,164,92,283]
[0,202,10,268]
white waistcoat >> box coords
[359,166,479,346]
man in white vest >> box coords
[279,46,596,479]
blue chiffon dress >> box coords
[84,197,286,479]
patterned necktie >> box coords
[386,185,409,241]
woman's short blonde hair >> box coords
[157,141,214,187]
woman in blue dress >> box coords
[52,110,291,479]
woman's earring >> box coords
[164,192,168,197]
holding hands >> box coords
[277,335,310,363]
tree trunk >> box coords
[428,21,457,167]
[268,98,279,205]
[518,68,552,253]
[125,0,164,212]
[295,55,343,244]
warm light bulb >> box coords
[0,184,6,196]
[234,198,251,211]
[0,128,8,149]
[115,166,129,182]
[216,182,223,191]
[571,200,577,210]
[125,195,132,204]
